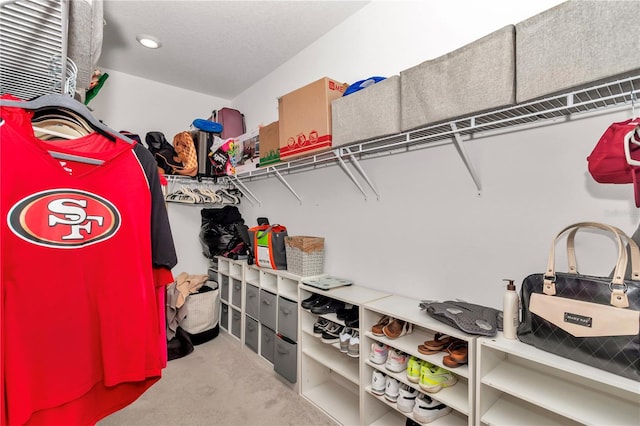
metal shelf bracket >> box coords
[334,149,369,200]
[342,147,380,200]
[228,175,261,206]
[271,166,303,205]
[450,122,482,195]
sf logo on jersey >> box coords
[7,189,121,248]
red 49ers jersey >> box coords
[0,105,170,425]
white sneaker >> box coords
[384,376,400,402]
[347,331,359,358]
[339,327,353,353]
[396,384,419,413]
[413,393,452,423]
[385,348,408,373]
[369,341,388,365]
[371,370,386,396]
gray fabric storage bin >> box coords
[231,308,241,339]
[401,25,515,131]
[259,289,277,330]
[274,335,297,383]
[332,75,401,146]
[261,325,276,364]
[231,278,242,309]
[220,275,229,301]
[245,315,259,353]
[220,302,229,331]
[516,0,640,103]
[277,296,298,341]
[245,283,259,319]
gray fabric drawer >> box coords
[274,335,297,383]
[332,75,401,146]
[259,289,277,330]
[516,0,640,103]
[245,284,259,319]
[220,275,229,301]
[401,25,515,131]
[220,302,229,331]
[244,315,259,353]
[231,278,242,309]
[277,296,298,341]
[261,325,276,364]
[230,308,241,339]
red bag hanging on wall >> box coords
[587,118,640,205]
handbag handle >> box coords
[566,224,640,280]
[255,224,286,239]
[545,222,630,308]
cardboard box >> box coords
[332,75,401,147]
[278,77,347,161]
[516,0,640,103]
[258,121,280,167]
[401,25,515,131]
[230,128,260,174]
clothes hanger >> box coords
[0,94,133,144]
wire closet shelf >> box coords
[235,73,640,182]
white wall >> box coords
[89,68,229,140]
[90,0,639,310]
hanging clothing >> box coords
[0,102,177,426]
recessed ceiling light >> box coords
[136,34,161,49]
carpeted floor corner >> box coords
[98,332,337,426]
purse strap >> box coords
[566,224,640,280]
[545,222,630,308]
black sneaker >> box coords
[320,322,343,344]
[344,308,359,327]
[301,293,326,309]
[311,299,345,315]
[313,318,331,336]
[336,304,356,320]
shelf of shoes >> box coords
[361,294,477,426]
[298,283,390,426]
[476,334,640,426]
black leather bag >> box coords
[517,222,640,381]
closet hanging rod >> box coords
[0,94,133,143]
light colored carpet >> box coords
[98,332,337,426]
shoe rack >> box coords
[476,334,640,426]
[298,283,390,426]
[361,294,476,426]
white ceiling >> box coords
[98,0,369,100]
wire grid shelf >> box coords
[237,73,640,182]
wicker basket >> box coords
[285,236,324,276]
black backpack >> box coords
[145,131,182,174]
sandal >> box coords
[417,344,442,355]
[422,333,453,351]
[371,315,391,336]
[442,341,468,368]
